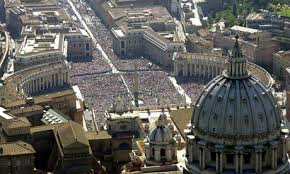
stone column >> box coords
[198,141,207,170]
[255,145,263,173]
[235,145,243,174]
[145,143,150,159]
[281,129,289,163]
[187,135,195,163]
[174,62,178,76]
[60,72,63,86]
[166,147,172,161]
[270,141,278,169]
[155,147,160,162]
[215,144,224,173]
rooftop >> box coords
[0,141,35,156]
[41,109,71,125]
[5,0,57,8]
[86,131,112,140]
[57,121,90,148]
[16,33,64,58]
[231,25,261,34]
[3,117,31,129]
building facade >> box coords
[0,141,35,174]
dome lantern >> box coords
[224,34,249,79]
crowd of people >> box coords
[124,71,186,107]
[73,73,131,124]
[70,48,112,76]
[177,77,207,104]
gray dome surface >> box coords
[192,75,281,140]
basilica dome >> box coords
[191,36,281,145]
[185,35,290,174]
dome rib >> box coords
[251,77,270,133]
[242,79,257,136]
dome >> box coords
[191,35,282,144]
[149,116,173,143]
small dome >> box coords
[149,116,173,143]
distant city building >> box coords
[273,51,290,84]
[213,26,279,72]
[0,25,10,77]
[4,2,92,60]
[64,28,92,61]
[246,12,290,49]
[14,33,67,71]
[178,0,205,33]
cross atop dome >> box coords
[232,34,243,58]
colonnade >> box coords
[185,131,288,174]
[173,53,224,78]
[21,71,69,96]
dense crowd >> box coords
[177,77,207,104]
[70,48,111,76]
[72,73,131,124]
[123,71,186,107]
